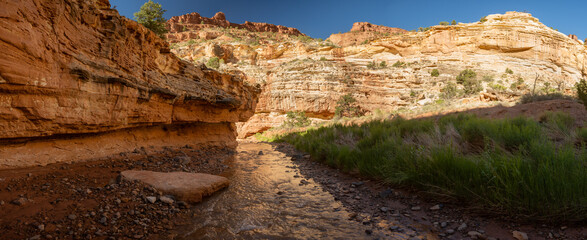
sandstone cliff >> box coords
[166,12,304,44]
[328,22,408,47]
[0,0,258,168]
[168,11,587,138]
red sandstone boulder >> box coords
[121,170,230,203]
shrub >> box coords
[440,82,458,99]
[451,20,457,25]
[430,69,440,77]
[456,69,481,95]
[505,68,514,74]
[133,0,168,38]
[367,61,388,69]
[463,80,482,95]
[418,27,431,32]
[187,39,196,45]
[282,111,311,128]
[439,21,449,26]
[510,77,525,91]
[480,16,487,23]
[456,69,477,84]
[361,39,369,45]
[392,61,406,68]
[482,75,494,82]
[575,79,587,108]
[489,83,507,93]
[206,57,220,69]
[335,94,361,118]
[579,128,587,142]
[319,57,327,61]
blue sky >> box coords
[110,0,587,40]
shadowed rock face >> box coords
[0,0,259,168]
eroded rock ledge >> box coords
[166,11,304,43]
[0,0,259,168]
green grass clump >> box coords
[277,113,587,221]
[519,93,574,104]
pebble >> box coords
[440,222,448,228]
[95,230,106,236]
[68,214,76,220]
[258,151,264,155]
[159,196,174,204]
[513,231,529,240]
[411,206,421,211]
[38,224,45,231]
[0,200,4,205]
[446,229,455,234]
[11,197,28,206]
[379,189,393,198]
[177,201,189,208]
[390,226,400,231]
[29,235,41,240]
[468,231,484,239]
[365,229,372,235]
[146,196,157,204]
[380,207,389,212]
[457,223,468,231]
[351,181,364,187]
[99,217,108,226]
[430,204,441,210]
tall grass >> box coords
[277,112,587,221]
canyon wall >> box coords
[168,11,587,138]
[166,12,304,43]
[0,0,258,168]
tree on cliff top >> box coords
[134,0,168,38]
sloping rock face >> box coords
[166,11,304,43]
[0,0,258,168]
[328,22,408,47]
[169,11,587,138]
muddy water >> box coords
[178,142,405,239]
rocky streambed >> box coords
[1,142,586,239]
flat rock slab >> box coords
[121,170,229,203]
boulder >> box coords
[121,170,229,203]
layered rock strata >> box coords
[169,12,587,138]
[0,0,258,168]
[328,22,408,47]
[166,11,304,43]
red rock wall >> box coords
[166,11,304,41]
[0,0,259,168]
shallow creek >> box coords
[177,142,420,239]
